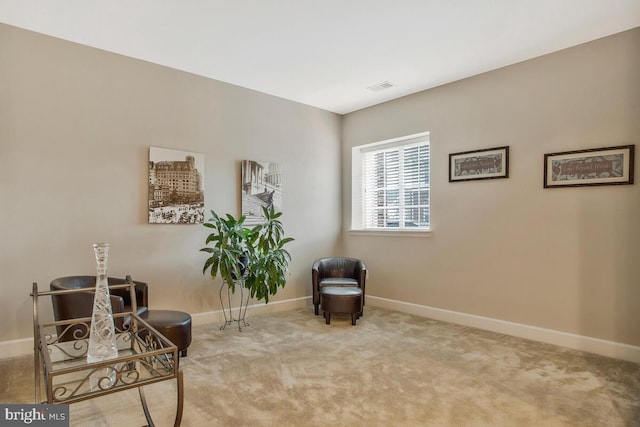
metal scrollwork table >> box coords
[32,282,184,427]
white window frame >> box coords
[351,132,431,236]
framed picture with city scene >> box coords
[148,147,205,224]
[449,146,509,182]
[544,145,635,188]
[241,160,282,226]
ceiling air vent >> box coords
[367,81,394,92]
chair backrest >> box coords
[49,275,149,341]
[313,257,364,279]
[50,275,149,309]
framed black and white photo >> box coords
[544,145,634,188]
[148,147,205,224]
[241,160,282,226]
[449,146,509,182]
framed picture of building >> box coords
[241,160,282,226]
[148,147,205,224]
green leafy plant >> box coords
[201,205,294,303]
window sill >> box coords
[348,229,433,238]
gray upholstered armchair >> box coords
[312,257,366,316]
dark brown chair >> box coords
[49,275,192,356]
[50,275,148,341]
[312,257,366,316]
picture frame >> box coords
[148,147,205,224]
[241,160,282,226]
[449,146,509,182]
[543,145,634,188]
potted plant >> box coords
[200,205,294,329]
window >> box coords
[352,132,430,231]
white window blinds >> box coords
[354,133,430,230]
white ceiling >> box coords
[1,1,639,114]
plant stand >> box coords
[219,280,250,331]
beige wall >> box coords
[342,28,640,346]
[0,24,342,343]
[2,23,638,352]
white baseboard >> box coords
[367,295,640,364]
[3,295,639,364]
[0,297,312,360]
[191,296,311,326]
[0,337,34,359]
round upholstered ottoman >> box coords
[141,310,192,357]
[320,286,363,325]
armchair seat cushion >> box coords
[319,278,358,287]
[125,305,148,317]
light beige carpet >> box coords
[2,306,639,426]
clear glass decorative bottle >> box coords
[87,243,118,389]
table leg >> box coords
[174,370,184,427]
[138,369,184,427]
[138,386,154,427]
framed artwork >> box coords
[241,160,282,226]
[543,145,634,188]
[148,147,205,224]
[449,146,509,182]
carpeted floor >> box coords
[2,306,639,426]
